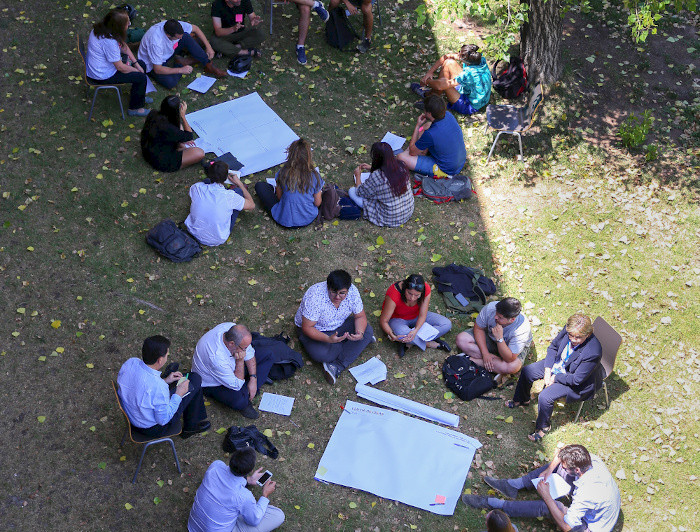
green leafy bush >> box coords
[619,110,654,148]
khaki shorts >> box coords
[465,329,529,363]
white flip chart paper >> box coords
[315,400,481,515]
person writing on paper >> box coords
[455,297,532,381]
[253,139,324,228]
[117,335,210,439]
[507,313,602,442]
[85,8,150,117]
[347,141,414,227]
[192,323,274,419]
[140,95,205,172]
[379,274,451,358]
[185,161,255,246]
[295,269,374,385]
[463,444,621,532]
[397,95,467,178]
[138,19,227,89]
[188,448,285,532]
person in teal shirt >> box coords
[411,44,492,115]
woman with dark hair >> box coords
[485,509,518,532]
[294,270,374,385]
[348,141,414,227]
[140,95,205,172]
[254,138,324,227]
[86,8,150,117]
[184,161,255,246]
[188,448,285,532]
[379,273,452,358]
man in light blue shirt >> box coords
[117,335,210,438]
[464,444,621,532]
[188,448,285,532]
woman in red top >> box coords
[379,274,452,357]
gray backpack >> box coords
[415,175,473,204]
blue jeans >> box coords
[448,93,479,115]
[501,463,574,519]
[88,59,147,110]
[388,312,452,350]
[150,33,211,89]
[414,154,438,175]
[348,187,364,207]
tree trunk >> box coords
[520,0,563,84]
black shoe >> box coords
[397,342,406,358]
[240,403,259,419]
[435,339,451,353]
[483,476,519,499]
[461,494,490,509]
[181,420,211,439]
[322,362,339,385]
[410,82,429,98]
[413,99,425,110]
[357,38,371,54]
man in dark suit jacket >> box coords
[507,313,602,441]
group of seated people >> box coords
[116,271,617,531]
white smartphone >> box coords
[256,470,272,486]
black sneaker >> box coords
[181,420,211,439]
[313,1,330,21]
[410,82,428,98]
[397,342,406,358]
[322,362,339,385]
[357,38,371,54]
[240,403,259,419]
[413,99,425,110]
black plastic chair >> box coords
[112,380,182,483]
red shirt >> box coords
[382,282,431,321]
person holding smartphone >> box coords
[188,448,285,532]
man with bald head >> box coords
[192,322,274,419]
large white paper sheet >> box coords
[355,383,460,427]
[186,93,299,176]
[315,400,481,515]
[258,392,295,416]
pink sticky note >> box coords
[235,14,243,22]
[434,495,446,504]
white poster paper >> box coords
[315,400,481,515]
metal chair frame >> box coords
[77,35,127,120]
[111,380,182,483]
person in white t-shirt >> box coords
[185,161,255,247]
[138,19,227,88]
[294,270,374,385]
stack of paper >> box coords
[349,357,387,385]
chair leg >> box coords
[115,87,125,120]
[603,381,609,408]
[573,400,585,424]
[133,442,151,483]
[167,439,182,474]
[375,0,381,25]
[516,132,523,161]
[486,132,503,163]
[88,92,99,121]
[269,0,274,34]
[120,426,128,447]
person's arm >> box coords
[212,16,244,37]
[536,480,571,531]
[544,329,566,386]
[190,24,215,59]
[245,356,257,400]
[113,60,142,74]
[490,323,519,363]
[378,296,399,341]
[248,11,263,26]
[420,53,460,85]
[301,316,347,343]
[353,164,370,188]
[313,188,322,207]
[412,291,432,335]
[408,114,430,156]
[275,184,284,201]
[239,471,271,526]
[153,63,192,75]
[228,175,256,211]
[341,0,359,15]
[119,42,144,72]
[554,341,601,387]
[347,309,368,341]
[152,378,187,425]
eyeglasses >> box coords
[329,289,349,297]
[567,333,587,341]
[406,282,425,291]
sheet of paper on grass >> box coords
[227,69,249,79]
[531,474,572,500]
[315,400,481,515]
[258,393,295,416]
[186,92,299,176]
[381,131,406,152]
[349,356,387,385]
[355,383,459,427]
[187,75,217,94]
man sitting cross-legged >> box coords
[463,444,621,532]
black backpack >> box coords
[432,264,497,314]
[250,332,304,383]
[492,56,528,100]
[442,355,495,401]
[146,219,201,262]
[222,425,279,459]
[414,175,474,204]
[325,7,358,50]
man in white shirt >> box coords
[138,19,227,88]
[117,335,210,438]
[463,444,621,532]
[188,448,285,532]
[192,323,274,419]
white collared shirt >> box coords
[138,20,193,72]
[294,282,363,331]
[192,322,255,390]
[184,182,246,247]
[565,454,621,532]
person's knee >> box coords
[504,359,523,376]
[298,3,310,14]
[455,331,473,346]
[193,148,205,161]
[268,506,286,528]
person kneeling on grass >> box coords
[379,273,451,358]
[254,138,324,228]
[463,444,620,532]
[184,160,255,246]
[188,448,285,532]
[411,43,492,116]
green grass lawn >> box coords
[0,0,698,530]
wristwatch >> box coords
[249,374,257,379]
[496,338,504,343]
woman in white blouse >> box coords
[86,8,150,117]
[294,270,374,385]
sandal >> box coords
[528,431,545,442]
[505,400,530,408]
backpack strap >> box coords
[245,425,279,459]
